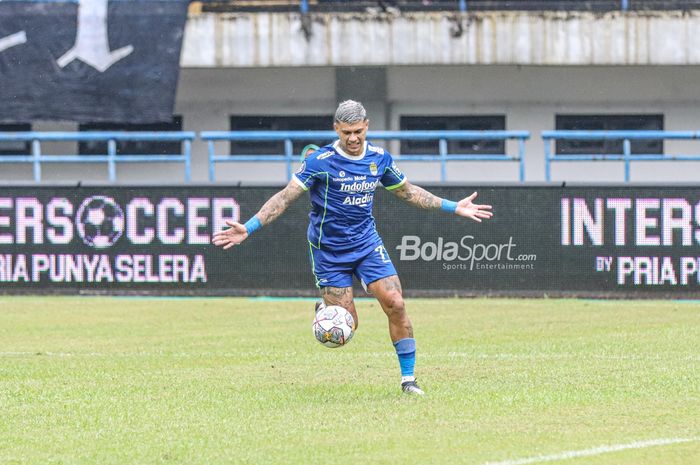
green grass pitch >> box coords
[0,296,698,465]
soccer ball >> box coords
[312,305,355,348]
[76,195,125,249]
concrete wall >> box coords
[181,10,700,67]
[386,65,700,183]
[4,64,700,185]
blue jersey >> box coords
[293,140,406,252]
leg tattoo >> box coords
[320,286,358,329]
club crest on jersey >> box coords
[369,162,378,176]
[339,170,345,177]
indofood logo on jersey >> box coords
[338,175,379,207]
[0,194,239,284]
[396,235,537,271]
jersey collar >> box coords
[333,140,367,160]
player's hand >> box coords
[211,220,249,249]
[455,192,493,222]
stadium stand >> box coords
[4,0,700,184]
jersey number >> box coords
[375,245,391,263]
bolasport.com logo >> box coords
[396,235,537,271]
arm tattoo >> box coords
[392,182,442,209]
[257,181,304,225]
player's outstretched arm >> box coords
[212,180,305,249]
[390,181,493,222]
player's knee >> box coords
[382,291,405,315]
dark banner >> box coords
[1,185,700,297]
[378,186,700,297]
[0,0,189,123]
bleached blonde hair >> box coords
[334,100,367,124]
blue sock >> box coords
[394,338,416,379]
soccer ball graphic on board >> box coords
[76,195,125,249]
[312,305,355,348]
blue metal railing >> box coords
[542,130,700,182]
[201,130,530,182]
[0,132,196,182]
[5,129,700,183]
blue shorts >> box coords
[308,240,397,290]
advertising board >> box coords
[1,186,699,297]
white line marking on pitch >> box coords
[438,352,700,362]
[482,437,700,465]
[1,351,699,361]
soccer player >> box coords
[212,100,493,395]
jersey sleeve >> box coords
[380,153,407,191]
[292,150,326,190]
